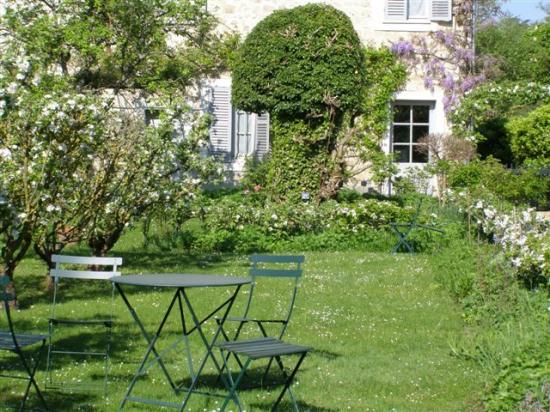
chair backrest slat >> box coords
[250,268,302,278]
[250,255,305,264]
[52,255,122,266]
[50,269,121,280]
[50,254,122,281]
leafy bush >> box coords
[448,157,549,207]
[484,335,550,412]
[432,233,550,412]
[507,104,550,164]
[231,3,365,118]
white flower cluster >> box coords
[461,193,549,279]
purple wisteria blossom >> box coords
[460,74,486,93]
[390,41,415,56]
[442,74,455,90]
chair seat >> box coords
[217,337,310,360]
[0,331,47,350]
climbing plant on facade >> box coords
[233,3,405,201]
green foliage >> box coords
[1,0,235,92]
[231,3,365,118]
[433,232,550,412]
[362,47,408,140]
[451,81,550,163]
[507,104,550,164]
[240,156,269,193]
[448,157,550,207]
[477,18,550,83]
[265,118,329,201]
[484,337,550,412]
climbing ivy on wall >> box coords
[232,4,406,201]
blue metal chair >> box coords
[221,254,304,340]
[0,275,48,411]
[390,198,444,253]
[217,254,304,383]
[45,254,122,393]
[217,337,310,412]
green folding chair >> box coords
[390,198,444,254]
[45,254,122,393]
[217,337,310,412]
[217,254,304,382]
[0,275,49,411]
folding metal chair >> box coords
[0,275,48,411]
[216,254,304,382]
[216,337,310,412]
[390,198,444,254]
[45,254,122,393]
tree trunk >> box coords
[88,225,125,257]
[1,228,32,308]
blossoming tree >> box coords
[0,0,231,300]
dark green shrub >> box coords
[448,157,549,206]
[507,104,550,164]
[232,3,365,118]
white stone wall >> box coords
[208,0,453,45]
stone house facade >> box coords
[205,0,457,193]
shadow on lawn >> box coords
[174,364,316,392]
[250,400,337,412]
[311,348,340,360]
[0,384,96,412]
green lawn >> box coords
[1,238,485,411]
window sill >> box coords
[377,21,449,32]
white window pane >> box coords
[409,0,428,18]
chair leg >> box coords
[271,352,307,412]
[219,351,249,412]
[16,341,48,411]
[216,320,246,383]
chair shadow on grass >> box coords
[310,348,340,361]
[250,400,337,412]
[0,380,97,412]
[185,366,336,412]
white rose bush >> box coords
[450,190,550,284]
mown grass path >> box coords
[1,251,483,411]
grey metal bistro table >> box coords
[111,274,251,411]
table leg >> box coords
[116,285,179,410]
[178,284,242,411]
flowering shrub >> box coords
[0,0,227,286]
[450,81,550,141]
[200,197,410,241]
[448,190,550,283]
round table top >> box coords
[111,274,251,288]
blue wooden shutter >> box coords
[209,86,232,159]
[255,113,270,158]
[431,0,452,21]
[385,0,407,20]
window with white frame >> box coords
[233,110,255,155]
[385,0,452,22]
[392,104,431,163]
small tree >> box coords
[0,0,230,297]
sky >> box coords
[500,0,549,22]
